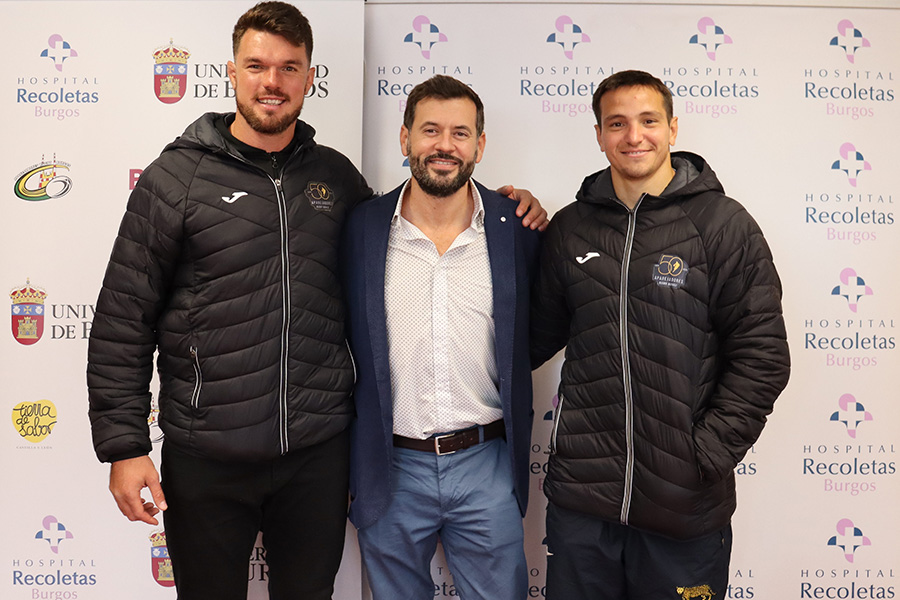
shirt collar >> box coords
[392,179,485,232]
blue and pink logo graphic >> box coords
[546,16,590,60]
[404,16,448,59]
[688,17,732,61]
[831,268,873,313]
[543,394,560,421]
[34,515,74,554]
[831,143,871,187]
[830,394,873,439]
[40,34,77,72]
[829,20,870,64]
[827,519,871,563]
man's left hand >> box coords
[497,185,549,231]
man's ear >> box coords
[595,123,604,152]
[227,60,237,89]
[475,131,486,164]
[400,125,410,157]
[304,66,316,96]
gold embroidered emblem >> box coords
[676,584,715,600]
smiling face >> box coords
[400,96,485,198]
[596,84,678,199]
[227,29,315,151]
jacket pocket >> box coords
[549,392,565,455]
[189,346,203,409]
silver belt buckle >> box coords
[433,432,456,455]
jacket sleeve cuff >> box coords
[104,449,152,464]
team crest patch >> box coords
[676,583,715,599]
[653,254,689,289]
[305,182,335,211]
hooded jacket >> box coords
[87,112,372,464]
[531,151,789,540]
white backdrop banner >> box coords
[2,1,898,599]
[362,3,898,600]
[2,2,365,599]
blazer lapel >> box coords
[480,183,516,402]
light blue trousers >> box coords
[357,437,526,600]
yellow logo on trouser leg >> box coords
[676,584,715,600]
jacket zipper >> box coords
[618,195,643,526]
[549,392,565,455]
[273,177,291,455]
[223,148,301,456]
[225,144,310,454]
[189,346,203,409]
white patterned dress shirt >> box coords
[385,180,502,439]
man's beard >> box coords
[236,93,302,135]
[408,150,475,198]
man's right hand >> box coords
[109,455,168,525]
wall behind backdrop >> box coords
[2,1,897,599]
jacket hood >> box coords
[164,112,317,158]
[575,151,725,210]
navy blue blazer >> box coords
[341,180,542,529]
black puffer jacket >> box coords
[87,113,372,464]
[531,152,789,540]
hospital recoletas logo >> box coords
[153,39,190,104]
[14,154,73,201]
[544,394,559,422]
[688,17,733,61]
[831,143,871,187]
[830,20,870,64]
[830,268,872,313]
[546,16,590,60]
[10,279,47,345]
[827,519,871,563]
[13,516,100,590]
[12,400,57,443]
[18,33,99,119]
[40,34,77,72]
[35,516,74,554]
[830,394,873,439]
[404,16,448,59]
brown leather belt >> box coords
[393,420,505,456]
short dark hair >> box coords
[232,1,313,62]
[404,75,485,136]
[592,70,674,125]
